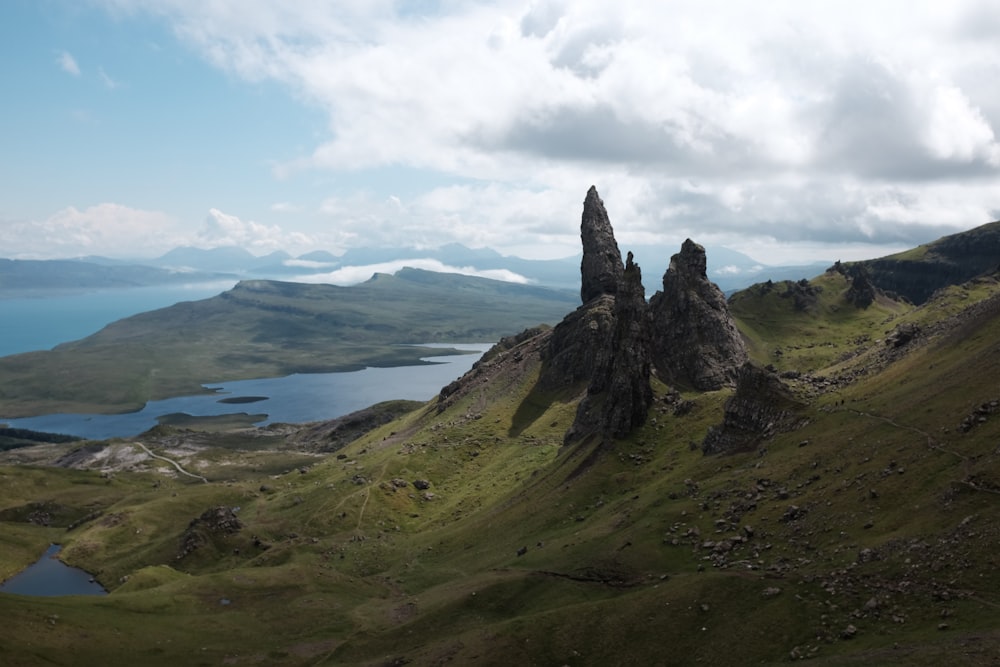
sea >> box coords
[0,281,238,357]
[0,283,490,440]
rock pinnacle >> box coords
[579,186,623,304]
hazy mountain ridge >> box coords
[0,257,232,293]
[1,242,827,293]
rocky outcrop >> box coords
[702,363,802,455]
[538,296,616,394]
[579,186,624,304]
[177,506,243,560]
[529,188,752,446]
[852,220,1000,304]
[649,239,748,390]
[832,261,879,309]
[566,253,653,443]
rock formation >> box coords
[852,220,1000,305]
[701,363,803,455]
[579,186,624,304]
[845,265,878,309]
[460,186,752,449]
[566,252,653,443]
[177,506,243,559]
[648,239,748,390]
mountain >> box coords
[335,242,823,292]
[1,190,1000,665]
[0,269,577,417]
[151,246,292,274]
[0,257,230,294]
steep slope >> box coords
[851,219,1000,304]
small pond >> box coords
[0,544,107,596]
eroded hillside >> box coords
[2,190,1000,666]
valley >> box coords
[1,190,1000,666]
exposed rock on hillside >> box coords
[580,186,624,304]
[538,296,616,394]
[832,261,879,308]
[566,253,653,443]
[177,506,243,560]
[702,363,803,455]
[445,187,750,447]
[854,220,1000,304]
[289,400,425,452]
[438,326,552,413]
[649,239,749,390]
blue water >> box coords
[0,544,107,596]
[1,346,490,440]
[0,281,236,356]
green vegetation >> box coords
[730,270,908,373]
[2,262,1000,664]
[0,269,575,417]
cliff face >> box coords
[855,220,1000,304]
[648,239,749,390]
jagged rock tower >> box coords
[536,187,749,446]
[579,186,624,303]
[648,239,748,390]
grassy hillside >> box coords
[1,269,1000,665]
[0,269,576,417]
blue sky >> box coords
[2,0,999,265]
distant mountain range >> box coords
[2,243,826,294]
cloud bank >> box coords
[59,1,1000,262]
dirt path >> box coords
[843,408,1000,496]
[133,442,209,483]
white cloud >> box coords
[294,258,531,286]
[198,208,297,252]
[283,258,336,270]
[98,67,122,89]
[714,265,743,276]
[88,0,1000,263]
[0,204,180,259]
[57,50,81,76]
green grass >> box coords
[731,271,909,373]
[2,272,1000,665]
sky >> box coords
[1,0,999,266]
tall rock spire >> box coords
[579,186,623,304]
[648,239,748,390]
[566,251,653,443]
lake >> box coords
[1,345,491,440]
[0,544,107,596]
